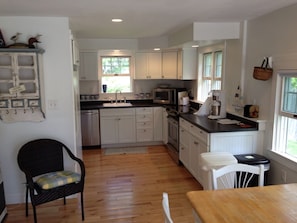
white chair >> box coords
[211,163,265,190]
[162,192,174,223]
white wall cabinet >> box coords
[162,51,178,79]
[135,52,162,79]
[79,52,98,80]
[0,49,45,122]
[177,48,197,80]
[100,108,136,145]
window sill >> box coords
[267,150,297,171]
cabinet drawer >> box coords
[136,128,153,141]
[136,107,153,114]
[190,124,209,145]
[136,114,153,122]
[100,108,135,116]
[179,118,191,131]
[136,121,153,129]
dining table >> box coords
[186,183,297,223]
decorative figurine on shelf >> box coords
[28,34,42,48]
[0,29,6,48]
[10,32,21,43]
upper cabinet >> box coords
[79,52,98,80]
[161,51,178,79]
[134,49,197,80]
[177,48,197,80]
[135,52,161,79]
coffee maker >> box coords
[194,90,226,119]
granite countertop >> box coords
[180,113,258,133]
[80,99,159,110]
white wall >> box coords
[244,4,297,184]
[0,17,77,204]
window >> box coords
[100,55,132,93]
[198,48,223,102]
[274,72,297,158]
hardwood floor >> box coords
[6,145,202,223]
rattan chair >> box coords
[17,139,85,223]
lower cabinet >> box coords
[100,107,163,146]
[100,108,136,144]
[179,118,208,183]
[179,117,259,185]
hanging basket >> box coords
[253,57,273,81]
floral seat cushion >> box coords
[36,170,81,190]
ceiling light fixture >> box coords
[192,45,199,48]
[112,18,123,23]
[154,48,161,51]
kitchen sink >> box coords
[102,102,132,107]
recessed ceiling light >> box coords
[192,45,199,48]
[112,18,123,23]
[154,48,161,51]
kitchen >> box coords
[1,1,297,220]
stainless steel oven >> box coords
[167,116,179,164]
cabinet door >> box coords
[153,107,163,141]
[148,53,161,79]
[180,142,190,169]
[190,136,208,183]
[177,48,197,80]
[135,52,148,79]
[118,116,136,143]
[100,116,118,144]
[79,52,98,80]
[162,51,178,79]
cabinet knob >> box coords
[194,141,199,145]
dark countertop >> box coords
[180,113,258,133]
[80,99,160,110]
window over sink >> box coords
[99,50,134,93]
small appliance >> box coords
[153,87,186,106]
[195,90,226,119]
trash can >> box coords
[200,152,238,190]
[234,154,270,186]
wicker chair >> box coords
[17,139,85,223]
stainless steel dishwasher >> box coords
[81,110,100,147]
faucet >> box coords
[115,90,121,103]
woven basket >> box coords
[253,57,273,81]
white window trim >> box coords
[98,50,134,93]
[272,70,297,160]
[197,43,225,103]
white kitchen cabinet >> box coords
[100,108,136,145]
[79,52,98,80]
[153,107,163,141]
[136,107,153,142]
[180,118,208,182]
[177,48,197,80]
[135,52,161,79]
[179,117,259,184]
[162,51,178,79]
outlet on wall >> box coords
[281,169,287,183]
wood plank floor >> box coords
[6,145,202,223]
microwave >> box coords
[153,88,186,105]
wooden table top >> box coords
[187,183,297,223]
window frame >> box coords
[273,70,297,159]
[197,44,224,102]
[98,50,134,93]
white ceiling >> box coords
[1,0,297,39]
